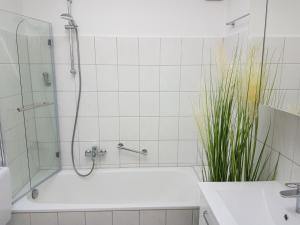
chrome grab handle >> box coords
[117,142,148,155]
[226,13,250,26]
[203,210,210,225]
[17,102,54,112]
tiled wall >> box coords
[259,106,300,182]
[255,36,300,182]
[9,209,200,225]
[54,36,221,169]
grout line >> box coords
[137,38,141,167]
[116,37,121,168]
[176,38,183,167]
[158,38,162,167]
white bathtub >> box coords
[13,167,201,212]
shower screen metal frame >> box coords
[0,120,6,167]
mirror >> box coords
[264,0,300,115]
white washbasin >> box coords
[0,167,11,225]
[200,181,300,225]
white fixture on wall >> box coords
[0,167,11,225]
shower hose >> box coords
[71,28,95,177]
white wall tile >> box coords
[120,117,139,140]
[0,95,23,131]
[77,65,98,91]
[27,36,43,64]
[98,92,119,117]
[161,38,181,65]
[30,64,52,92]
[118,66,139,91]
[119,92,139,116]
[179,117,197,140]
[159,117,178,140]
[59,117,78,142]
[119,141,140,165]
[78,36,96,64]
[140,92,159,116]
[140,141,159,166]
[280,64,300,90]
[53,36,70,64]
[180,66,202,92]
[8,213,30,225]
[33,92,56,118]
[166,210,193,225]
[292,119,300,165]
[36,118,59,142]
[178,141,198,165]
[140,210,165,225]
[78,117,99,141]
[139,38,161,65]
[95,37,117,64]
[159,141,178,164]
[0,30,18,64]
[181,38,203,65]
[86,211,112,225]
[160,66,181,91]
[58,212,85,225]
[265,37,285,64]
[179,92,199,117]
[276,155,293,182]
[55,65,76,91]
[284,37,300,63]
[79,92,99,117]
[160,92,179,116]
[140,117,159,140]
[99,141,120,166]
[140,66,159,91]
[202,38,222,64]
[97,65,119,91]
[257,106,274,146]
[291,163,300,182]
[39,142,60,169]
[272,110,298,160]
[117,38,139,65]
[113,211,139,225]
[31,213,58,225]
[99,117,119,140]
[60,142,79,168]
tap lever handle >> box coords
[285,183,300,189]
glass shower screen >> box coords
[0,9,61,201]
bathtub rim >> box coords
[12,167,201,213]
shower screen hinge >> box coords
[48,39,52,47]
[55,152,60,158]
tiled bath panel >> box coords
[9,209,200,225]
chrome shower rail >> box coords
[17,102,54,112]
[117,142,148,155]
[226,13,250,26]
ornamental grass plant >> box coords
[195,44,279,182]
